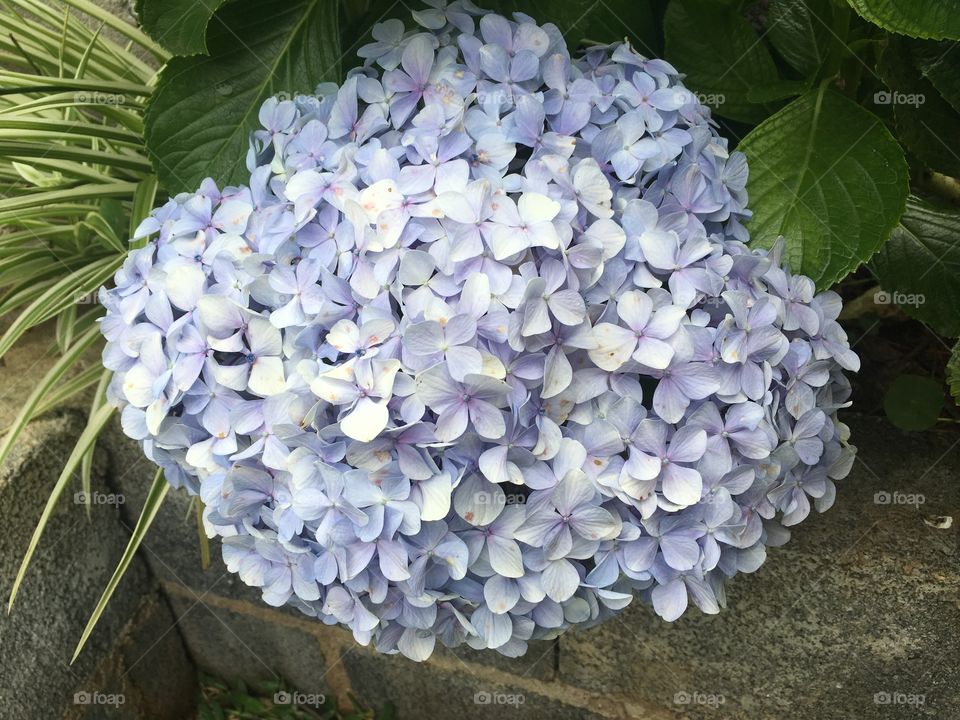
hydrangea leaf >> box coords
[767,0,834,76]
[739,87,909,288]
[870,196,960,338]
[664,0,780,122]
[144,0,341,193]
[877,37,960,178]
[846,0,960,40]
[883,374,943,431]
[134,0,227,56]
[910,41,960,114]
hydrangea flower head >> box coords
[101,2,858,661]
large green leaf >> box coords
[877,37,960,177]
[768,0,834,76]
[738,87,909,288]
[847,0,960,41]
[871,196,960,337]
[884,374,943,431]
[145,0,341,193]
[664,0,780,122]
[135,0,228,56]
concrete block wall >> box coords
[0,413,196,720]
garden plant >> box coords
[1,0,958,673]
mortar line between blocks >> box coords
[160,582,676,720]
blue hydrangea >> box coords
[100,2,859,661]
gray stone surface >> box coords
[163,590,333,697]
[560,413,960,720]
[0,411,195,720]
[343,650,609,720]
[107,411,960,719]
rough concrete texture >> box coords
[163,588,335,698]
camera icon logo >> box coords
[674,691,691,705]
[873,290,891,305]
[474,691,492,704]
[874,91,892,105]
[874,491,892,505]
[274,691,292,705]
[73,691,91,705]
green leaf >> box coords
[664,0,780,122]
[145,0,341,193]
[7,403,115,613]
[60,0,169,60]
[911,41,960,114]
[73,468,169,662]
[746,79,809,103]
[883,373,943,431]
[0,255,120,361]
[877,37,960,177]
[738,86,909,288]
[0,324,100,469]
[135,0,228,56]
[947,340,960,403]
[871,196,960,337]
[847,0,960,41]
[80,369,112,519]
[129,175,158,240]
[768,0,835,76]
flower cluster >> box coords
[100,2,858,661]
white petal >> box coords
[340,398,389,442]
